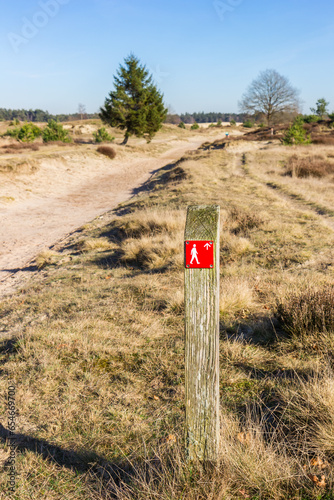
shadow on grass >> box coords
[0,423,153,497]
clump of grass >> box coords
[220,278,258,319]
[276,285,334,338]
[112,209,184,239]
[284,154,334,178]
[78,238,116,253]
[120,233,182,271]
[35,250,59,269]
[96,145,116,159]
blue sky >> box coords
[1,0,334,115]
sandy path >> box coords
[0,135,221,298]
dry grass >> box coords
[35,249,59,269]
[1,137,334,498]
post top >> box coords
[185,205,220,241]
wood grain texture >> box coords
[184,205,220,462]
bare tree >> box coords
[78,103,86,120]
[239,69,301,125]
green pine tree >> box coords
[310,98,329,119]
[99,55,167,144]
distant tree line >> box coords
[0,108,99,123]
[165,112,247,124]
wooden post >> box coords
[184,204,220,463]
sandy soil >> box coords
[0,132,226,298]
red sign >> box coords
[185,240,214,269]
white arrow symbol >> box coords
[204,243,211,250]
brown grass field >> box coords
[0,122,334,499]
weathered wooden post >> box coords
[184,204,220,463]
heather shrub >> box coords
[312,135,334,145]
[276,286,334,338]
[93,127,114,143]
[42,120,72,143]
[96,146,116,159]
[284,154,334,178]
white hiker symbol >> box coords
[204,242,212,250]
[190,244,200,264]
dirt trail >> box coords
[0,135,223,298]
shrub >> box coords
[4,127,20,139]
[303,114,320,123]
[312,135,334,145]
[93,127,114,143]
[18,123,42,142]
[96,146,116,159]
[1,143,39,153]
[191,122,199,130]
[4,123,42,142]
[243,120,254,128]
[282,116,311,145]
[217,120,222,126]
[178,121,186,129]
[276,286,334,338]
[230,120,236,126]
[284,154,334,178]
[42,120,72,143]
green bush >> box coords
[178,121,186,129]
[303,114,320,123]
[18,123,42,142]
[283,116,311,145]
[9,119,20,126]
[93,127,114,143]
[243,120,254,128]
[191,122,199,130]
[4,127,20,139]
[42,120,72,143]
[217,120,222,126]
[230,120,236,126]
[4,123,42,142]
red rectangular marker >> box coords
[185,240,214,269]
